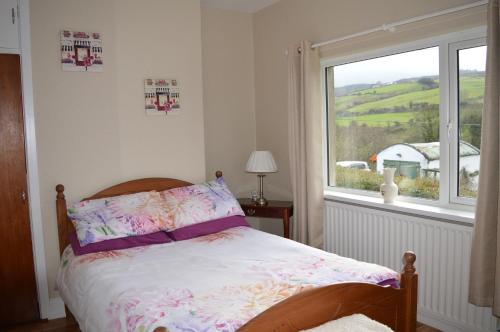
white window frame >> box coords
[448,38,486,206]
[321,26,486,210]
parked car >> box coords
[336,161,371,171]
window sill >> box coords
[324,190,475,226]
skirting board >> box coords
[47,297,66,319]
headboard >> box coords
[55,171,223,255]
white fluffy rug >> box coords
[301,314,394,332]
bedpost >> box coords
[56,184,69,255]
[400,251,418,332]
[215,170,223,178]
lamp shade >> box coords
[245,151,278,173]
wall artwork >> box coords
[144,79,181,115]
[60,30,103,72]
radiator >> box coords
[324,199,498,332]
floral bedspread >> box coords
[56,227,397,332]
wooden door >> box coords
[0,54,39,326]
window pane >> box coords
[458,46,486,198]
[326,47,440,200]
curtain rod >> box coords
[311,0,488,49]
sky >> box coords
[334,46,486,87]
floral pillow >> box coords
[158,177,245,231]
[68,191,169,246]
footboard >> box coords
[237,251,417,332]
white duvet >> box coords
[57,226,397,332]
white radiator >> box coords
[324,199,498,332]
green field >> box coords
[459,76,485,101]
[333,74,484,157]
[336,112,416,127]
[335,76,484,119]
[335,82,426,112]
[346,88,439,114]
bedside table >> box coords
[237,198,293,239]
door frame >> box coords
[15,0,65,319]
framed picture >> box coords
[60,30,103,72]
[144,78,181,115]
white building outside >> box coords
[376,141,480,185]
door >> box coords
[0,54,39,326]
[0,0,19,50]
[383,160,421,179]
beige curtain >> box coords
[287,40,324,248]
[469,0,500,317]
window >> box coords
[451,42,486,202]
[323,30,486,206]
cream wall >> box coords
[201,7,257,198]
[31,0,205,298]
[252,0,487,212]
[201,7,262,229]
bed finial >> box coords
[403,251,416,274]
[56,184,69,255]
[400,251,417,332]
[215,170,223,178]
[56,184,65,197]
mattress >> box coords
[56,226,398,332]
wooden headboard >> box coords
[55,171,223,255]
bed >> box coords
[55,171,418,332]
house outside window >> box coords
[322,28,486,206]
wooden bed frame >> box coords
[55,171,418,332]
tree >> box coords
[416,106,439,142]
[417,77,438,89]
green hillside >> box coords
[345,88,439,114]
[336,112,416,127]
[459,76,485,101]
[334,76,484,125]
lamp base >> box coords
[256,196,268,206]
[256,174,268,206]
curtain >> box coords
[287,40,324,248]
[469,0,500,317]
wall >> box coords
[201,7,256,197]
[252,0,487,209]
[30,0,205,298]
[201,7,262,229]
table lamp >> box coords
[246,151,278,206]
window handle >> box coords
[447,123,453,140]
[11,7,15,24]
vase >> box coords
[380,168,398,203]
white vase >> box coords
[380,168,398,203]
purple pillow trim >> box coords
[69,231,172,256]
[377,278,399,288]
[167,215,250,241]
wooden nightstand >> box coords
[237,198,293,239]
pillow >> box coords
[68,191,169,246]
[167,215,250,241]
[159,177,245,231]
[68,231,172,256]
